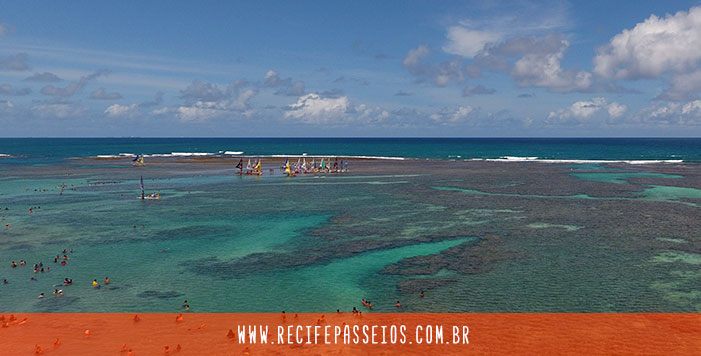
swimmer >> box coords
[396,301,401,308]
[61,261,66,265]
[92,279,98,287]
[104,277,110,285]
[30,276,36,281]
[19,260,25,266]
[3,279,7,284]
[420,291,424,298]
[11,261,16,268]
[38,293,44,298]
[183,300,188,307]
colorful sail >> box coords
[236,159,243,169]
[284,158,291,174]
[253,159,261,171]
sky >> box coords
[1,0,701,137]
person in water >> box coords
[420,291,425,298]
[396,301,402,308]
[104,277,110,285]
[38,293,44,298]
[92,279,98,287]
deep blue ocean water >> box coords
[1,138,700,164]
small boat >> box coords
[137,176,161,200]
[252,159,263,175]
[132,154,145,166]
[235,158,243,175]
[283,158,296,176]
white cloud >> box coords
[594,6,701,79]
[150,107,169,115]
[176,81,257,121]
[631,100,701,126]
[607,102,628,118]
[104,103,137,117]
[402,45,430,73]
[510,39,592,92]
[443,26,501,58]
[177,103,220,122]
[284,93,349,123]
[430,106,474,123]
[402,45,466,86]
[547,97,627,123]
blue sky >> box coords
[1,0,700,137]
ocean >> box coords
[0,138,699,313]
[1,137,701,164]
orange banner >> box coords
[1,313,699,355]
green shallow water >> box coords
[570,172,683,184]
[1,162,699,313]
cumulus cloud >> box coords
[263,70,306,96]
[430,106,475,123]
[656,71,701,101]
[24,72,63,82]
[150,107,169,115]
[180,79,232,102]
[631,100,701,126]
[547,97,627,124]
[465,35,593,93]
[90,87,122,100]
[0,84,31,96]
[463,84,495,96]
[594,7,701,80]
[40,69,110,98]
[0,52,29,71]
[443,26,501,58]
[177,80,256,121]
[104,103,137,117]
[284,93,349,123]
[510,39,591,92]
[402,45,466,86]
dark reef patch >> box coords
[137,290,184,299]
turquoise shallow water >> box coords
[1,142,700,312]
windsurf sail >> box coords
[236,159,243,170]
[253,159,261,172]
[132,154,145,166]
[284,158,291,175]
[139,176,145,199]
